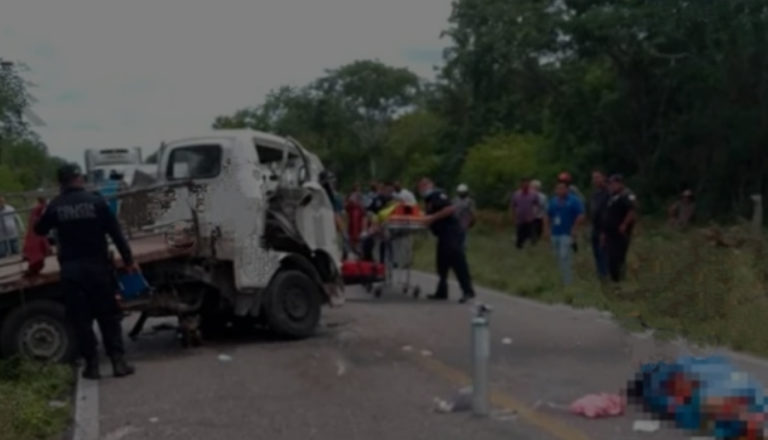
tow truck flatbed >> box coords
[0,234,195,294]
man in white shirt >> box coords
[0,196,24,258]
[393,181,417,205]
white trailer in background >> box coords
[84,147,143,185]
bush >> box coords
[460,133,559,208]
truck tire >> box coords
[264,270,321,339]
[0,301,76,363]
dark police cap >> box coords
[57,163,82,184]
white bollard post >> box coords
[472,303,492,416]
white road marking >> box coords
[72,367,100,440]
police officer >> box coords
[35,164,137,380]
[601,174,637,282]
[418,178,475,303]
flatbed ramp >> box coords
[0,234,195,293]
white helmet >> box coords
[457,183,469,193]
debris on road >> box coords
[433,397,454,413]
[420,349,433,357]
[336,360,347,376]
[148,417,160,424]
[433,387,473,414]
[491,408,518,422]
[569,393,625,418]
[501,337,513,345]
[217,354,233,363]
[533,400,569,412]
[401,345,414,352]
[632,420,660,433]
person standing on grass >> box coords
[393,181,417,205]
[544,181,585,285]
[668,189,695,228]
[364,181,384,212]
[589,171,610,280]
[510,177,540,249]
[531,179,547,244]
[558,172,585,204]
[453,183,476,249]
[0,196,24,259]
[419,177,475,304]
[602,174,637,282]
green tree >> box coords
[438,0,768,216]
[380,110,445,187]
[0,60,64,192]
[213,60,424,187]
[0,61,32,140]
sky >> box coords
[0,0,452,164]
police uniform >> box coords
[603,189,636,282]
[424,189,475,301]
[35,166,135,379]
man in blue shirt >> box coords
[98,171,124,216]
[545,181,585,285]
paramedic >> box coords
[419,178,475,304]
[35,164,137,380]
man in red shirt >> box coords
[510,177,540,249]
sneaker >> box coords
[458,295,475,304]
[111,357,136,378]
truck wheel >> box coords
[0,301,76,363]
[264,270,321,339]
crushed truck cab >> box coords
[0,130,344,362]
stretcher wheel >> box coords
[412,286,421,298]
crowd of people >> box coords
[329,169,643,293]
[506,171,638,285]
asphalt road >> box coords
[94,272,768,440]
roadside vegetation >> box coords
[0,359,73,440]
[413,211,768,357]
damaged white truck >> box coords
[0,130,344,362]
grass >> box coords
[0,358,74,440]
[413,211,768,357]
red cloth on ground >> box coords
[569,393,625,418]
[23,202,51,277]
